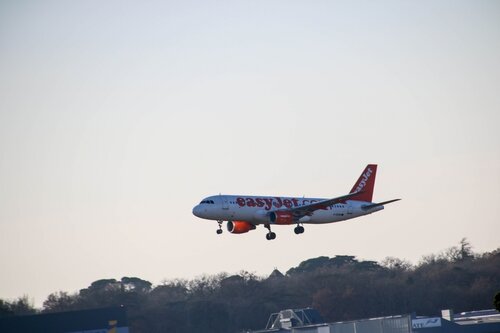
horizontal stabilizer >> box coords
[362,199,401,210]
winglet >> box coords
[349,164,377,202]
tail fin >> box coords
[349,164,377,202]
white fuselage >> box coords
[192,194,383,225]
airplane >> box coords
[192,164,400,240]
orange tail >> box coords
[349,164,377,202]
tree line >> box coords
[1,239,499,333]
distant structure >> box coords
[413,309,500,333]
[265,308,324,330]
[0,306,129,333]
[247,308,500,333]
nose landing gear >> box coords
[216,220,223,235]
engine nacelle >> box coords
[227,221,256,234]
[269,211,294,225]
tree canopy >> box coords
[1,240,499,333]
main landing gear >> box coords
[216,220,223,235]
[294,224,305,234]
[265,224,276,240]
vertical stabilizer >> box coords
[349,164,377,202]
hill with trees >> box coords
[1,239,499,333]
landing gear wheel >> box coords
[264,224,276,240]
[266,232,276,240]
[294,225,305,234]
[216,220,223,235]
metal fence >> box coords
[289,315,412,333]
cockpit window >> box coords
[200,200,215,204]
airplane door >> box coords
[347,203,353,215]
[221,195,229,210]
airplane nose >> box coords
[192,205,202,217]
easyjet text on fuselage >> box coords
[235,197,330,211]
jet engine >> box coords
[227,221,256,234]
[269,211,294,224]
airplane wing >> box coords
[286,191,363,218]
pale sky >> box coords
[1,1,499,307]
